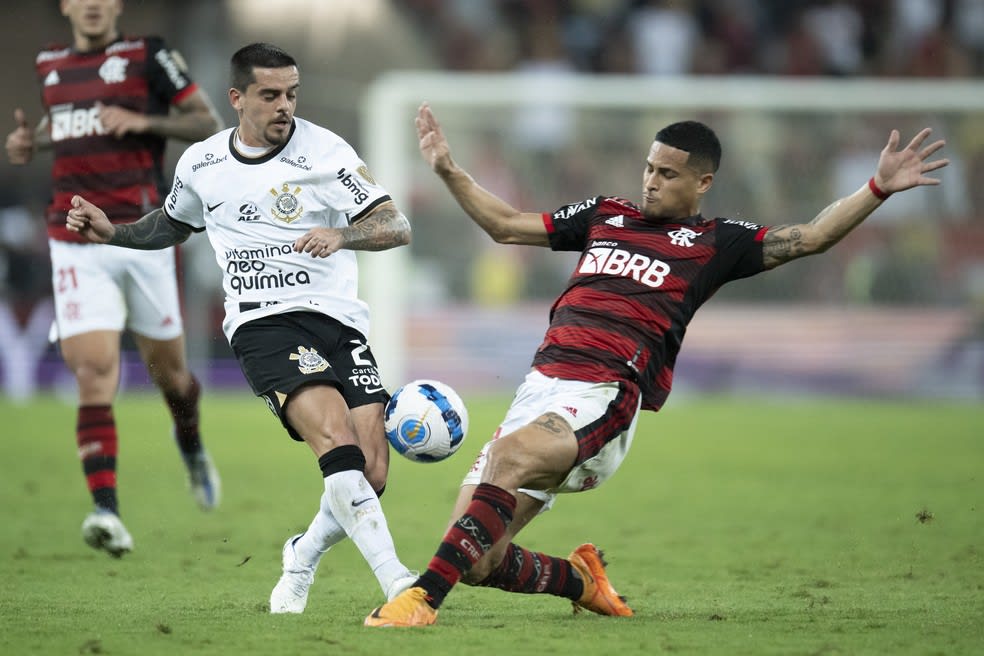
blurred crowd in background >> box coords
[1,0,982,398]
[393,0,984,306]
[401,0,984,77]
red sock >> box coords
[477,543,583,599]
[417,483,516,609]
[77,405,119,515]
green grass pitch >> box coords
[0,391,981,655]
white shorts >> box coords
[48,239,184,341]
[462,370,642,510]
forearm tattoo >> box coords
[762,224,808,268]
[109,208,192,249]
[342,205,411,251]
[762,200,844,267]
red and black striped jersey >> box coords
[535,195,769,411]
[35,36,199,242]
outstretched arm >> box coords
[416,102,549,246]
[66,195,192,249]
[762,128,948,269]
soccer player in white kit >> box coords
[65,43,417,612]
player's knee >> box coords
[484,440,540,489]
[72,361,118,394]
[70,354,115,378]
[150,367,193,396]
[140,342,189,383]
[299,422,356,459]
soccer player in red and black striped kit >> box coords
[365,103,948,626]
[4,0,222,557]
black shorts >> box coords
[230,311,389,441]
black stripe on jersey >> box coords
[162,208,206,233]
[350,195,392,223]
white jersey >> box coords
[163,117,391,341]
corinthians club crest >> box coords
[289,346,330,374]
[270,183,304,223]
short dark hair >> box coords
[654,121,721,173]
[230,43,297,91]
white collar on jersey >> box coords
[233,128,276,157]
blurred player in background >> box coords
[363,102,948,627]
[65,42,419,612]
[4,0,223,557]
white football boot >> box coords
[81,509,134,558]
[270,534,319,614]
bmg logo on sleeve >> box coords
[165,175,184,212]
[336,168,369,205]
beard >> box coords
[264,121,292,146]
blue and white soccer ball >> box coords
[384,379,468,463]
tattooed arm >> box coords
[762,128,948,269]
[108,209,194,249]
[66,196,193,248]
[293,200,411,258]
[342,202,412,251]
[762,194,877,268]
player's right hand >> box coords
[5,109,34,164]
[96,102,150,138]
[66,195,115,244]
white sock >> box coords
[322,469,409,595]
[293,493,347,567]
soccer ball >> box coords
[384,379,468,463]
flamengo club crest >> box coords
[270,183,304,223]
[668,227,702,247]
[290,346,330,374]
[98,55,128,84]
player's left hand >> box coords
[294,227,343,258]
[97,102,150,138]
[873,128,948,195]
[416,102,455,176]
